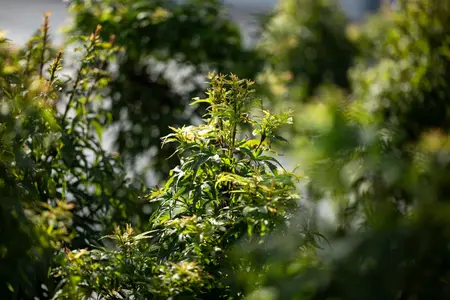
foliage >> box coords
[0,15,147,298]
[67,0,263,178]
[53,74,307,299]
[0,19,72,298]
[257,0,356,103]
[238,1,450,299]
[6,0,450,299]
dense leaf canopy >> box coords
[3,0,450,299]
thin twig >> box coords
[61,26,102,123]
[39,12,51,79]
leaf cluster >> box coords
[241,1,450,299]
[257,0,356,102]
[55,74,306,299]
[0,16,147,298]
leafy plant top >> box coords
[55,74,302,299]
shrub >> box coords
[53,74,309,299]
[240,1,450,299]
[0,15,146,298]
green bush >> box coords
[0,16,147,298]
[53,73,310,299]
[239,1,450,299]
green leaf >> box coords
[91,119,104,141]
[48,178,57,197]
[133,230,158,241]
[272,134,289,143]
[257,156,286,171]
[6,283,14,293]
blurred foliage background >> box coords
[4,0,450,299]
[68,0,264,180]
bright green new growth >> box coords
[54,74,302,299]
[154,73,298,244]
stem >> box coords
[84,60,106,104]
[39,12,50,79]
[61,66,83,123]
[85,34,114,104]
[24,40,33,78]
[255,132,266,153]
[231,107,237,150]
[49,50,63,84]
[44,50,63,106]
[62,25,102,124]
[229,97,238,159]
[61,39,96,123]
